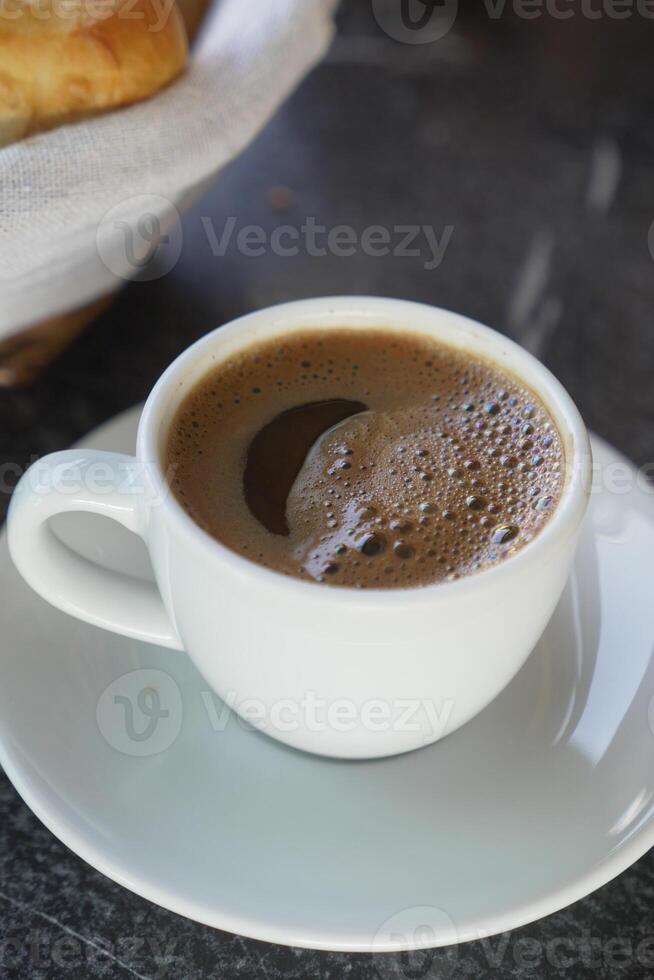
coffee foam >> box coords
[166,328,564,588]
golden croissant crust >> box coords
[0,0,187,146]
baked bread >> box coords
[0,0,187,147]
[0,292,116,385]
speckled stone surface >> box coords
[1,1,653,977]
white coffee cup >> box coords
[8,297,591,759]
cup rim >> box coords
[138,296,591,605]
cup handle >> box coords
[7,449,183,650]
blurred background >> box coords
[2,0,653,504]
[1,0,653,976]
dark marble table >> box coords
[1,1,653,976]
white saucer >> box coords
[1,406,653,952]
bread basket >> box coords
[0,0,336,382]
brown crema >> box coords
[166,328,564,588]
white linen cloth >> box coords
[0,0,336,335]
